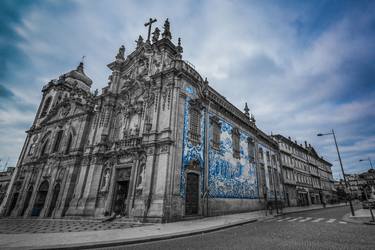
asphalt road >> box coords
[100,205,375,250]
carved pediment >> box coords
[41,99,88,125]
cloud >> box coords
[0,0,374,181]
[0,84,14,98]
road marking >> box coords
[299,217,312,222]
[326,219,336,223]
[264,218,277,222]
[288,217,303,222]
[312,218,325,223]
[338,221,347,224]
[277,217,292,222]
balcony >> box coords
[172,60,203,83]
[115,136,142,150]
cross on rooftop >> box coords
[144,18,157,42]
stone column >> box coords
[54,163,72,217]
[103,162,117,215]
[84,157,106,215]
[66,158,90,214]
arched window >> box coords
[64,133,73,154]
[41,140,49,156]
[52,130,64,153]
[40,96,52,118]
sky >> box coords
[0,0,374,179]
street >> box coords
[101,206,375,250]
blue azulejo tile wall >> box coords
[180,96,205,198]
[208,114,258,199]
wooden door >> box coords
[32,181,49,216]
[113,181,129,215]
[185,173,199,215]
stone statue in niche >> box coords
[136,164,145,190]
[137,59,148,76]
[101,169,111,192]
[58,169,65,180]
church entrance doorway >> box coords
[32,180,49,217]
[185,172,199,215]
[113,180,129,215]
[47,183,60,217]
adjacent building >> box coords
[358,169,375,199]
[346,174,366,199]
[272,135,334,207]
[0,167,15,205]
[1,19,283,222]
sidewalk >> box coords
[343,208,375,225]
[0,204,346,250]
[0,211,264,249]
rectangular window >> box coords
[268,166,273,186]
[258,147,264,161]
[52,130,64,153]
[271,155,276,166]
[266,151,270,164]
[232,127,240,159]
[210,116,221,150]
[189,106,201,145]
[247,137,255,160]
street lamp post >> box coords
[359,157,374,170]
[317,129,355,216]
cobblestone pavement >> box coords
[0,218,143,234]
[106,205,375,250]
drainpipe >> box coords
[272,165,279,214]
[203,102,209,217]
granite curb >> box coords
[274,203,348,217]
[31,218,258,250]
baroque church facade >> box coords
[1,19,283,222]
